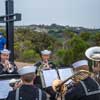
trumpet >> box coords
[52,70,92,95]
[9,78,22,88]
[7,64,14,73]
[5,60,14,73]
[42,60,50,69]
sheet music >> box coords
[0,80,12,99]
[58,68,74,84]
[42,69,59,87]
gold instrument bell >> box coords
[85,46,100,61]
[52,70,92,95]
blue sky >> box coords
[0,0,100,28]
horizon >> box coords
[0,0,100,29]
[0,23,100,30]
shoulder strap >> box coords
[38,89,50,100]
[15,88,20,100]
[35,87,42,100]
[80,80,100,96]
[38,89,42,100]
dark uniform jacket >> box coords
[34,61,56,100]
[0,62,18,74]
[6,85,48,100]
[65,77,100,100]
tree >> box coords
[14,28,61,62]
[63,36,90,65]
[93,33,100,46]
[61,29,76,49]
[79,32,92,41]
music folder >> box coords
[41,69,59,88]
[0,74,20,100]
[58,68,74,84]
[41,68,73,88]
[0,79,12,99]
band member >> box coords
[6,66,48,100]
[0,49,18,74]
[65,60,100,100]
[34,50,55,70]
[34,50,56,100]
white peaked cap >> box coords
[72,60,88,68]
[41,50,51,55]
[0,49,11,54]
[18,66,36,75]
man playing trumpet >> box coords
[0,49,18,74]
[34,50,55,70]
[34,50,56,100]
[64,60,100,100]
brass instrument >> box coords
[85,46,100,61]
[85,46,100,83]
[6,60,14,73]
[42,60,50,69]
[9,78,22,88]
[52,70,91,95]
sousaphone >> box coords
[85,46,100,84]
[85,46,100,61]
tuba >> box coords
[52,70,92,95]
[85,46,100,83]
[85,46,100,61]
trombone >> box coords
[52,70,91,95]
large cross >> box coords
[0,0,21,62]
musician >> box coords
[65,60,100,100]
[34,50,56,100]
[34,50,55,70]
[6,66,48,100]
[0,49,18,74]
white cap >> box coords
[72,60,88,68]
[41,50,51,55]
[18,66,36,75]
[0,49,11,54]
